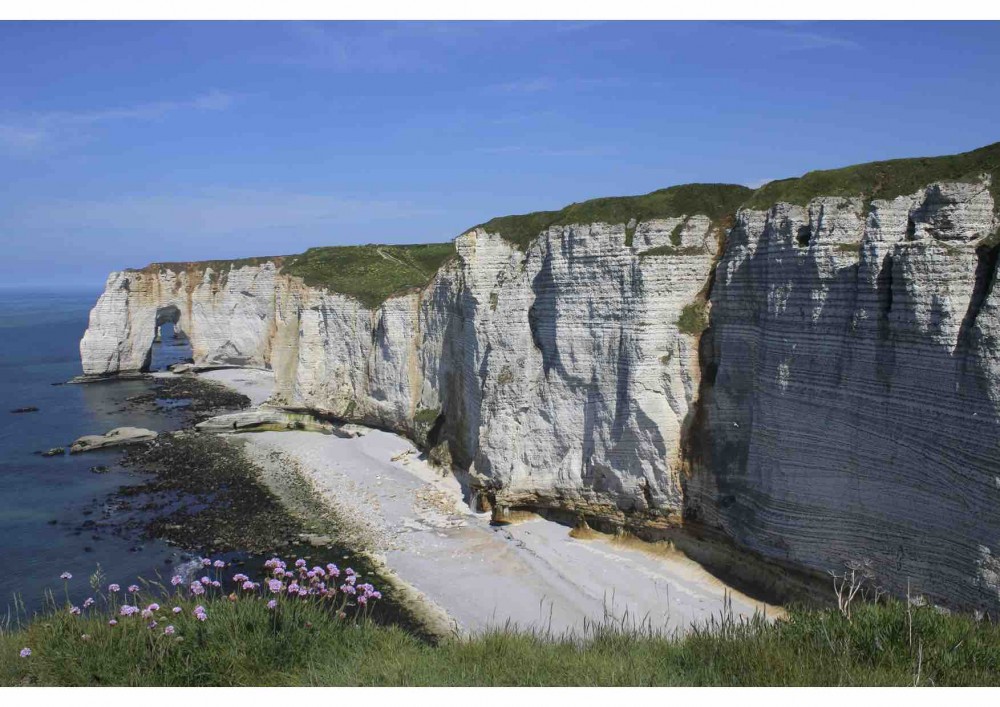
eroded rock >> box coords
[70,427,158,454]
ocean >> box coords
[0,288,196,617]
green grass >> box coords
[4,598,999,686]
[744,141,1000,212]
[677,301,709,336]
[473,183,752,250]
[280,243,456,309]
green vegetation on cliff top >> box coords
[135,142,1000,306]
[744,140,1000,210]
[281,243,456,309]
[474,183,753,251]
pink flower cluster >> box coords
[16,558,381,661]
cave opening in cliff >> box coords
[144,304,192,372]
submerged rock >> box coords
[70,427,158,454]
[10,406,39,413]
[41,447,65,457]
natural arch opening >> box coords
[142,305,193,372]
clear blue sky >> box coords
[1,21,998,287]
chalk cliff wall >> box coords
[689,179,1000,612]
[81,143,1000,613]
[81,212,725,527]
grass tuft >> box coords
[676,301,709,336]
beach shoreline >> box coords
[193,368,783,638]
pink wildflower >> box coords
[242,580,255,591]
[267,599,278,610]
[108,619,118,626]
[268,579,283,594]
[127,584,140,593]
[170,575,183,586]
[297,588,308,597]
[120,605,139,616]
[172,606,182,614]
[164,625,175,636]
[141,609,153,619]
[60,572,72,580]
[213,560,226,568]
[83,597,94,608]
[69,606,81,616]
[358,596,368,605]
[147,603,160,612]
[190,583,205,596]
[201,558,212,567]
[147,620,157,630]
[211,581,221,588]
[233,573,249,583]
[108,583,120,592]
[295,559,306,568]
[19,648,31,658]
[200,576,211,585]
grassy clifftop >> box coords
[473,183,753,250]
[281,243,456,309]
[744,141,1000,210]
[130,142,1000,307]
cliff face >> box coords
[690,178,1000,612]
[81,143,1000,612]
[81,209,727,526]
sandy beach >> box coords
[198,368,779,637]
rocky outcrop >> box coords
[80,143,1000,613]
[70,427,158,454]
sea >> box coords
[0,287,197,618]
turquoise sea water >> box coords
[0,288,195,616]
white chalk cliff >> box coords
[81,143,1000,613]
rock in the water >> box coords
[89,465,111,474]
[70,427,157,454]
[41,447,65,457]
[10,406,39,413]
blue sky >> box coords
[1,21,999,287]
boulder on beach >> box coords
[195,409,335,434]
[69,426,158,454]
